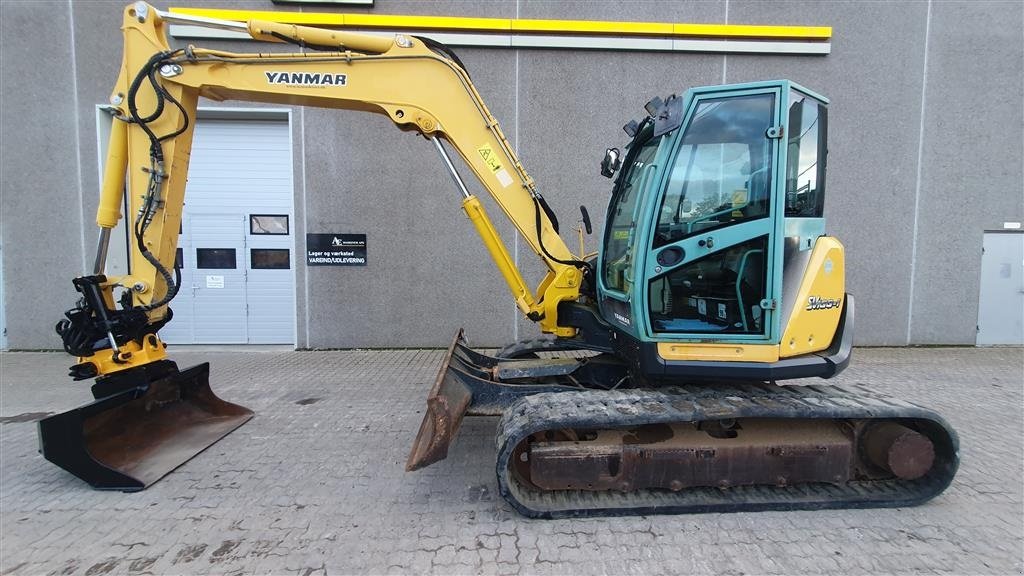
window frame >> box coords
[249,214,290,236]
[599,125,665,301]
[784,90,828,218]
[195,248,238,270]
[651,92,777,249]
[250,248,291,270]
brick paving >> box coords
[0,346,1021,575]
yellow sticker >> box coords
[613,230,630,240]
[477,143,503,173]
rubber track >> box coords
[495,383,959,518]
[495,338,563,359]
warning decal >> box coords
[477,143,503,173]
[495,168,513,188]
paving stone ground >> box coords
[0,346,1021,575]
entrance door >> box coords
[977,231,1024,345]
[190,213,248,343]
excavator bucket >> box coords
[38,360,252,491]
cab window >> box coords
[653,93,775,249]
[603,132,663,295]
[785,91,827,217]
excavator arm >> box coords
[43,2,589,491]
[70,2,585,378]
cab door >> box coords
[640,88,782,343]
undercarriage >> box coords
[407,330,959,518]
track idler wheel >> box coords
[861,422,936,480]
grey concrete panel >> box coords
[519,0,724,24]
[71,0,136,263]
[334,0,513,18]
[910,0,1024,344]
[727,1,929,345]
[301,48,518,348]
[0,1,85,349]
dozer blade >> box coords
[406,329,581,472]
[406,329,473,471]
[38,360,252,491]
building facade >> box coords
[1,0,1021,350]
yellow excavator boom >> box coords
[96,1,584,378]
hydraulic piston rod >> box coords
[429,136,537,315]
[430,136,472,200]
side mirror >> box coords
[681,199,692,214]
[600,148,621,178]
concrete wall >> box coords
[911,1,1024,344]
[0,1,85,349]
[1,0,1020,349]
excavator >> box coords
[39,2,959,517]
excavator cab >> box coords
[410,81,846,468]
[598,82,833,358]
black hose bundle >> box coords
[125,51,189,311]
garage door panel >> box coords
[188,159,292,172]
[161,115,295,345]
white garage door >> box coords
[160,114,295,345]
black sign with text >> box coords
[306,234,367,266]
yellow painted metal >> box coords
[537,267,582,338]
[247,19,394,53]
[511,18,673,36]
[671,23,831,39]
[83,334,168,376]
[779,237,846,358]
[99,3,198,324]
[343,13,509,32]
[461,195,540,319]
[96,117,128,229]
[157,46,576,264]
[657,342,780,363]
[169,7,831,41]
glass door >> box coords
[642,89,781,341]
